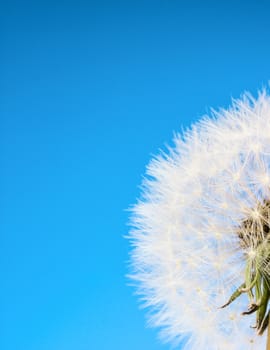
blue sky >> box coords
[1,1,270,349]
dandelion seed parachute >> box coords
[128,91,270,350]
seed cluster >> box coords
[239,200,270,251]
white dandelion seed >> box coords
[128,90,270,350]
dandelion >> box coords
[128,91,270,350]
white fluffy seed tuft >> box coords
[128,91,270,350]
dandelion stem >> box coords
[267,317,270,350]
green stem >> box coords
[266,316,270,350]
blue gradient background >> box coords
[1,1,270,349]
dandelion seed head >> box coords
[128,91,270,350]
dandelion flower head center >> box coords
[239,200,270,251]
